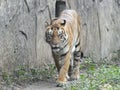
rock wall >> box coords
[0,0,55,72]
[67,0,120,61]
[0,0,120,73]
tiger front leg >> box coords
[57,52,71,86]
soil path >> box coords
[22,81,63,90]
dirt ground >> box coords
[1,81,63,90]
[22,81,63,90]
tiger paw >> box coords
[56,80,67,87]
[70,74,79,81]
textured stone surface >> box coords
[70,0,120,61]
[0,0,120,73]
[0,0,55,72]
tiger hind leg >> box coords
[70,51,81,80]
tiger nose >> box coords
[52,41,58,45]
[52,39,60,46]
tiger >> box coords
[45,10,82,86]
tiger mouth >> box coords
[52,48,60,52]
[51,44,59,48]
[52,46,59,49]
[51,45,60,52]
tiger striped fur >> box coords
[45,10,82,85]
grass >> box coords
[1,64,56,85]
[1,57,120,90]
[64,57,120,90]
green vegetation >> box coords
[1,57,120,90]
[64,57,120,90]
[2,64,56,85]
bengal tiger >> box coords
[45,10,82,86]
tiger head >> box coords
[45,19,68,52]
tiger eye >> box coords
[57,27,59,30]
[51,27,53,30]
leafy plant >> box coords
[2,72,12,85]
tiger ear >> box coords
[50,18,58,25]
[45,18,58,28]
[61,19,66,26]
[45,21,49,28]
